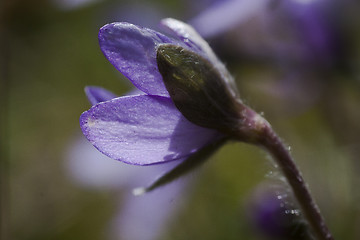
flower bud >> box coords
[157,44,269,142]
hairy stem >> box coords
[259,126,334,240]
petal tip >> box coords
[132,187,146,196]
[79,110,91,134]
[98,22,136,42]
[159,17,175,26]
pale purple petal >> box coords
[110,181,187,240]
[52,0,101,10]
[66,136,130,189]
[160,18,218,62]
[66,136,189,240]
[190,0,267,38]
[103,2,167,30]
[66,136,185,189]
[99,23,176,97]
[85,86,117,105]
[80,95,220,165]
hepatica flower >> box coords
[80,18,333,239]
[80,18,267,187]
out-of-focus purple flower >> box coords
[110,180,186,240]
[280,0,345,70]
[191,0,344,71]
[67,137,187,240]
[246,184,309,240]
[51,0,103,11]
[189,0,349,115]
[79,18,240,167]
[99,1,172,30]
[190,0,268,38]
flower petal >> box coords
[189,0,267,38]
[80,95,220,165]
[66,136,184,190]
[111,179,186,240]
[160,18,218,62]
[99,23,175,96]
[85,86,117,105]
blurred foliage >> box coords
[1,0,360,239]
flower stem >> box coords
[258,125,334,240]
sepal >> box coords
[133,137,227,195]
[157,44,242,133]
[157,44,270,143]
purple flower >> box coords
[80,18,269,193]
[190,0,267,38]
[70,87,190,239]
[281,0,345,70]
[246,184,309,240]
[190,0,343,70]
[77,18,334,240]
[188,0,348,116]
[80,18,243,168]
[52,0,102,10]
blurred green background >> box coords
[1,0,360,239]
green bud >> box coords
[157,45,242,131]
[157,44,269,142]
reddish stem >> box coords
[258,125,334,240]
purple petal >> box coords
[66,136,130,189]
[52,0,101,10]
[189,0,267,38]
[66,136,189,240]
[66,136,185,190]
[110,179,187,240]
[99,23,176,97]
[160,18,217,62]
[80,95,220,165]
[85,86,117,105]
